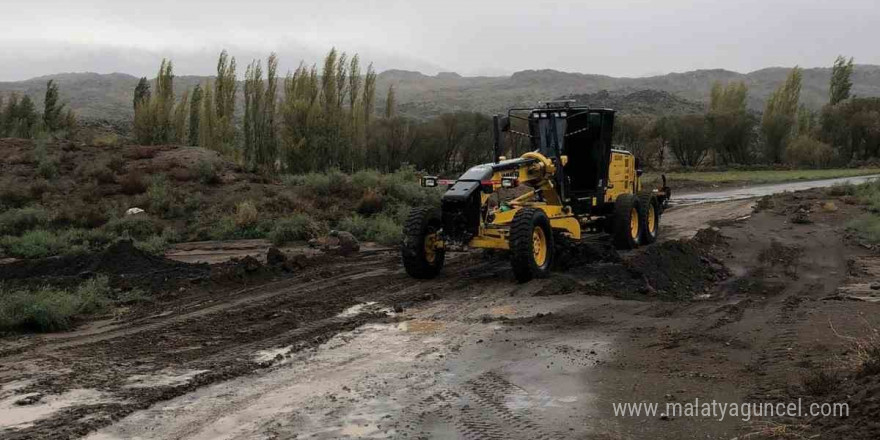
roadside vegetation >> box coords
[646,167,880,188]
[827,179,880,243]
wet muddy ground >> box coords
[3,181,880,439]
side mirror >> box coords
[636,169,644,177]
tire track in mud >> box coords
[400,372,566,440]
[1,252,510,440]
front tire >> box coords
[402,207,445,279]
[510,208,554,283]
[612,194,642,250]
[638,193,660,244]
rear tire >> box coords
[612,194,642,250]
[510,208,554,283]
[638,193,660,244]
[402,207,445,279]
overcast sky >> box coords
[1,0,877,81]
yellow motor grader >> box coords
[402,102,671,282]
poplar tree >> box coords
[189,84,202,146]
[335,52,348,110]
[762,67,802,162]
[244,55,278,169]
[43,80,65,132]
[384,85,396,119]
[199,81,218,151]
[15,95,39,138]
[215,50,238,154]
[172,89,189,144]
[348,55,362,113]
[706,81,752,164]
[134,77,151,110]
[362,64,377,127]
[133,59,177,145]
[830,55,854,106]
[321,48,338,114]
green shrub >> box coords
[135,234,168,255]
[338,214,402,246]
[352,169,382,190]
[103,216,162,240]
[63,228,116,252]
[208,216,238,240]
[0,207,50,235]
[0,276,112,332]
[196,159,221,185]
[36,158,60,180]
[1,230,67,258]
[33,139,60,180]
[285,168,352,196]
[234,201,259,228]
[75,276,114,315]
[827,182,858,197]
[147,174,172,216]
[785,135,834,168]
[856,181,880,213]
[135,227,178,255]
[847,215,880,243]
[269,214,322,245]
[382,165,441,207]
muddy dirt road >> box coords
[3,180,880,440]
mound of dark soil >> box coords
[538,230,729,301]
[553,241,621,270]
[0,241,208,289]
[810,372,880,439]
[625,238,729,300]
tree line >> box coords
[614,56,880,169]
[133,49,493,175]
[0,81,76,139]
[135,51,879,173]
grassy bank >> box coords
[0,140,442,259]
[837,179,880,243]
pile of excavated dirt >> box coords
[538,229,729,301]
[811,371,880,439]
[626,238,729,300]
[553,240,621,270]
[0,240,209,289]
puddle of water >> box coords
[124,369,208,389]
[0,388,113,430]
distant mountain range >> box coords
[2,65,879,121]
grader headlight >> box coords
[501,176,519,189]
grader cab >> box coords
[402,102,671,282]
